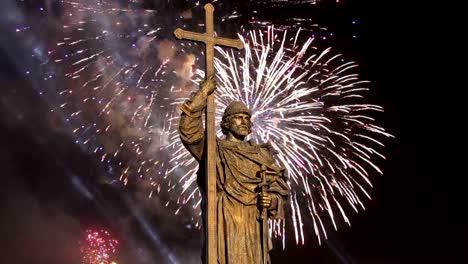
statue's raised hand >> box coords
[201,75,217,95]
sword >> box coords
[259,165,269,264]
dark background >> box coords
[0,0,461,263]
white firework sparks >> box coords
[167,26,393,245]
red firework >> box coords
[80,228,119,264]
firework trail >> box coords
[39,0,391,245]
[81,228,119,264]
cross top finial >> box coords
[204,3,214,12]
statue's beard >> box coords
[229,124,251,138]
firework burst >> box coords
[50,0,187,190]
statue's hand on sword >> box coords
[258,192,275,209]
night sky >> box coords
[0,1,460,263]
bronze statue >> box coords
[174,4,288,263]
[178,75,289,264]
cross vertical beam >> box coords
[174,4,243,264]
[204,5,216,264]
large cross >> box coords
[174,3,243,264]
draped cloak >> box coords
[178,97,289,264]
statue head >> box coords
[221,101,252,140]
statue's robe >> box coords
[179,97,289,264]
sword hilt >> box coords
[259,165,269,264]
